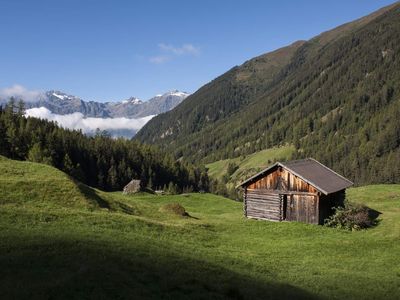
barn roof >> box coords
[237,158,353,195]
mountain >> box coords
[109,90,190,118]
[136,2,400,185]
[35,91,111,117]
[0,90,190,118]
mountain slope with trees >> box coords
[0,100,209,192]
[136,2,400,185]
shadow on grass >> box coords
[368,207,381,221]
[187,214,200,220]
[0,236,321,300]
[368,207,382,228]
[75,181,111,209]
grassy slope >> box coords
[206,145,294,185]
[0,156,399,299]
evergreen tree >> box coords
[28,143,52,165]
[17,99,25,116]
[0,101,209,192]
[108,163,118,190]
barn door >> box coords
[285,194,318,224]
[285,195,295,221]
[281,195,287,221]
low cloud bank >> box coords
[0,84,43,102]
[25,107,154,137]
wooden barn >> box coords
[237,158,353,224]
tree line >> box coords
[0,98,210,193]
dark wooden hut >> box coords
[237,158,353,224]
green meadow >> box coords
[0,155,399,299]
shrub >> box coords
[325,202,377,231]
[159,203,189,217]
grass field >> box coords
[206,145,295,185]
[0,156,399,299]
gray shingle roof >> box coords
[237,158,353,195]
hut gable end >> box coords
[238,158,353,225]
[238,158,353,195]
[247,166,318,194]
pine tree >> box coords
[108,164,118,190]
[63,154,74,174]
[17,99,25,116]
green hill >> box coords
[136,2,400,185]
[206,145,294,186]
[0,157,399,299]
[0,155,136,213]
[0,107,208,194]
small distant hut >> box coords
[237,158,353,224]
[123,179,141,194]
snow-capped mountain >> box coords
[0,90,190,118]
[110,90,190,118]
[119,97,143,105]
[35,91,111,117]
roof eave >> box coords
[237,160,353,195]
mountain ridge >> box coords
[136,2,400,185]
[0,89,190,118]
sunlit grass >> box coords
[0,156,399,299]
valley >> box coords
[0,156,399,299]
[0,90,189,138]
[1,2,400,299]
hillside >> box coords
[136,2,400,185]
[0,108,208,193]
[136,39,305,158]
[206,145,294,187]
[0,156,399,299]
[0,155,135,213]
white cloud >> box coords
[149,55,171,64]
[158,43,200,56]
[0,84,43,102]
[25,107,154,137]
[149,43,200,64]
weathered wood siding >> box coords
[245,189,281,221]
[244,167,321,224]
[285,194,319,224]
[242,162,350,225]
[247,166,317,193]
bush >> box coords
[159,203,189,217]
[325,202,377,231]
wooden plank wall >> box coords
[245,189,281,221]
[244,189,320,224]
[248,167,318,193]
[286,194,319,224]
[244,167,325,224]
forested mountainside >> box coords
[136,3,400,185]
[0,101,209,192]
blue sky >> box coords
[0,0,397,102]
